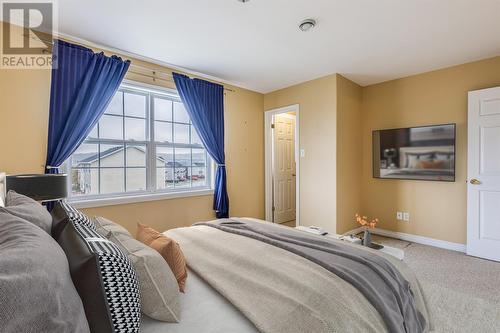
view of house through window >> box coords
[65,83,211,198]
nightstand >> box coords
[295,226,404,260]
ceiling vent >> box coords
[299,19,316,32]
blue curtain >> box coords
[45,40,129,209]
[172,73,229,218]
[45,40,130,173]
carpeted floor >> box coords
[278,220,296,227]
[371,235,500,333]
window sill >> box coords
[69,189,214,209]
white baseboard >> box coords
[343,227,466,253]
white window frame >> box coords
[67,80,214,209]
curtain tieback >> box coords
[46,166,59,170]
[216,164,226,167]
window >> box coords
[65,82,212,202]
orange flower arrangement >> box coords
[355,214,379,229]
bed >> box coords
[0,178,431,333]
[142,218,432,333]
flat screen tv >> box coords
[373,124,456,182]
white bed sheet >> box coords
[140,269,259,333]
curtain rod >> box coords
[25,34,235,92]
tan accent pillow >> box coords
[136,223,188,293]
[420,160,445,169]
[94,217,180,322]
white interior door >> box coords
[467,86,500,262]
[273,114,296,223]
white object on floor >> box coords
[339,234,362,244]
[376,245,405,261]
[295,225,331,236]
[467,86,500,262]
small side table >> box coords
[295,226,404,260]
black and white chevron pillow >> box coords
[51,202,141,333]
[60,200,96,229]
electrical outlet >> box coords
[403,212,410,222]
[396,212,403,220]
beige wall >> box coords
[336,75,362,233]
[0,22,264,235]
[264,75,337,232]
[0,69,51,173]
[361,56,500,244]
[263,57,500,245]
[0,23,51,174]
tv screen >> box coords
[373,124,456,182]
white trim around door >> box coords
[265,104,300,226]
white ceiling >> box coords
[53,0,500,93]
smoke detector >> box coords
[299,19,316,32]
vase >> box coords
[363,229,372,247]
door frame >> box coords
[264,104,300,226]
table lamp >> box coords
[5,174,68,201]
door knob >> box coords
[470,179,481,185]
[292,173,296,177]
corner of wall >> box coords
[336,75,363,234]
[263,74,338,232]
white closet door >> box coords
[467,86,500,262]
[273,114,296,223]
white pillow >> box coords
[93,217,181,322]
[435,152,454,170]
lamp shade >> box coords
[6,174,68,201]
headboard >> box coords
[0,172,5,206]
[399,146,454,168]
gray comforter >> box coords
[166,219,432,333]
[196,219,426,333]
